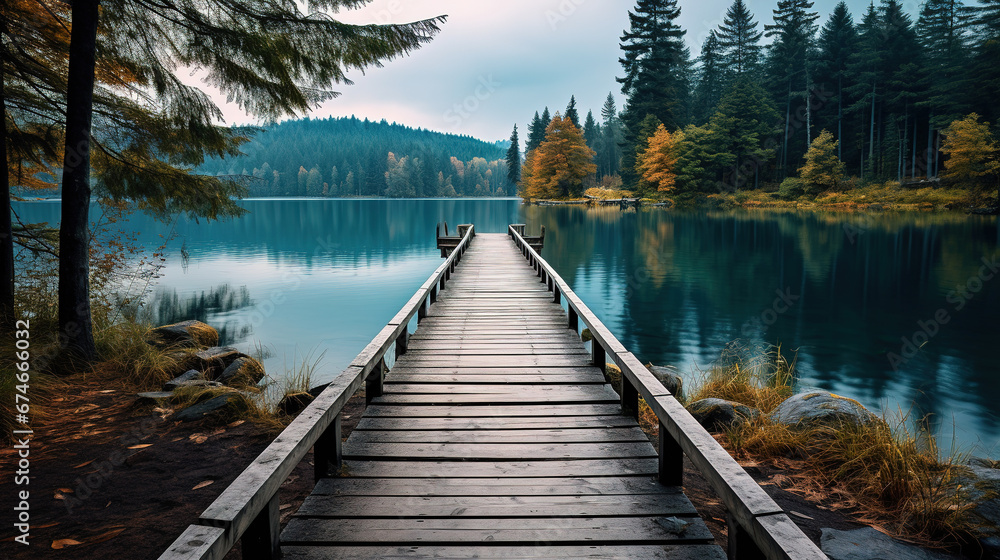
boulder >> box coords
[172,392,248,422]
[216,356,266,386]
[163,369,203,391]
[196,346,249,378]
[171,380,223,391]
[687,398,756,432]
[647,364,683,397]
[820,527,961,560]
[136,391,174,405]
[959,462,1000,542]
[278,392,315,416]
[770,391,877,428]
[149,320,219,348]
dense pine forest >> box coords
[516,0,1000,204]
[199,117,514,198]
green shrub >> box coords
[778,177,805,200]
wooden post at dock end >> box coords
[510,224,526,237]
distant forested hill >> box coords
[201,117,514,198]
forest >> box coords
[516,0,1000,203]
[199,117,515,198]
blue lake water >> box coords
[15,198,1000,457]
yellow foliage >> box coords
[941,113,1000,185]
[520,115,596,200]
[799,130,845,194]
[637,124,682,192]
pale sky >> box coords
[208,0,920,142]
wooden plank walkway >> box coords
[280,234,726,559]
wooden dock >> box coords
[161,225,827,560]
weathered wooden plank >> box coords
[371,392,619,405]
[381,384,617,397]
[391,347,590,356]
[355,416,638,431]
[385,367,599,376]
[342,442,657,461]
[311,477,678,497]
[362,404,624,417]
[280,516,714,545]
[281,544,727,559]
[383,374,606,384]
[341,458,659,478]
[294,492,697,518]
[157,524,228,560]
[392,356,594,367]
[345,427,648,444]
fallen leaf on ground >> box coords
[87,527,126,544]
[98,390,116,393]
[58,488,74,493]
[51,539,83,549]
[193,480,214,490]
[74,404,100,413]
[228,420,245,427]
[280,504,294,510]
[127,443,152,450]
[35,522,60,529]
[191,435,208,444]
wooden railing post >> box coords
[395,329,408,358]
[553,285,561,304]
[727,514,768,560]
[418,294,428,323]
[241,493,279,560]
[622,376,639,419]
[593,342,606,371]
[314,413,342,481]
[430,285,438,304]
[568,307,578,331]
[366,358,385,405]
[658,421,683,486]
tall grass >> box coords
[689,342,978,547]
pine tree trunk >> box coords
[783,82,792,176]
[868,82,876,170]
[58,0,100,362]
[0,53,14,335]
[911,117,917,179]
[805,70,812,149]
[926,111,934,180]
[837,76,843,161]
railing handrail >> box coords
[159,225,476,559]
[507,225,826,560]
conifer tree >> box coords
[521,115,596,199]
[47,0,445,358]
[506,125,521,185]
[618,0,691,185]
[638,124,683,192]
[709,76,781,190]
[941,113,1000,190]
[565,96,580,128]
[717,0,764,78]
[765,0,819,176]
[583,111,600,150]
[599,93,624,178]
[815,2,857,160]
[799,129,846,193]
[526,112,546,152]
[917,0,974,128]
[693,31,726,124]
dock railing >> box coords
[158,226,476,560]
[508,225,827,560]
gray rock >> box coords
[647,365,683,397]
[196,346,249,377]
[163,369,203,391]
[171,393,245,422]
[216,356,266,386]
[686,398,756,432]
[171,380,223,390]
[770,391,877,428]
[136,391,174,404]
[149,320,219,348]
[820,527,961,560]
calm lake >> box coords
[16,199,1000,457]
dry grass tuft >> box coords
[690,342,980,547]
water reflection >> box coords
[529,205,999,457]
[13,199,998,456]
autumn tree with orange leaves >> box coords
[520,114,596,200]
[637,124,683,192]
